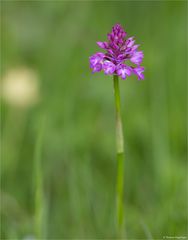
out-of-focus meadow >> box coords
[1,1,187,239]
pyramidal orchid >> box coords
[89,24,145,237]
[89,23,144,80]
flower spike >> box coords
[89,24,145,80]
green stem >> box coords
[113,74,125,237]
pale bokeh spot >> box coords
[1,67,40,108]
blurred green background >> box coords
[1,1,187,239]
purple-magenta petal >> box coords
[117,69,127,80]
[89,52,104,66]
[126,37,135,47]
[131,44,139,52]
[103,61,116,75]
[124,66,132,76]
[133,66,145,80]
[116,64,133,80]
[130,51,144,65]
[89,52,105,73]
[92,63,103,73]
[97,41,108,49]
